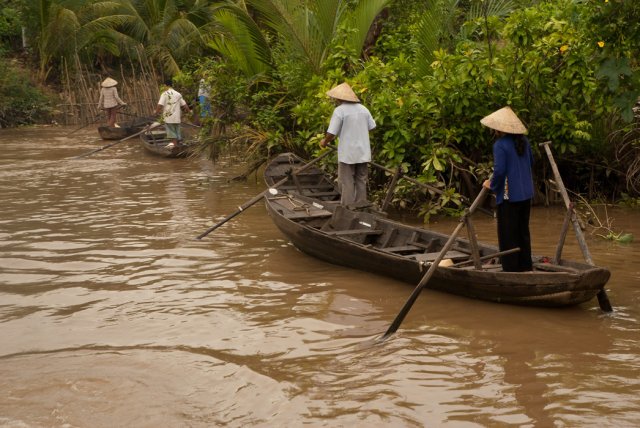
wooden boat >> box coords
[139,126,196,158]
[98,118,151,140]
[263,152,611,308]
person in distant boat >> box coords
[319,82,376,207]
[198,78,212,119]
[481,106,534,272]
[98,77,126,128]
[154,79,191,148]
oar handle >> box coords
[195,148,334,239]
[195,191,268,239]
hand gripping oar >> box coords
[196,148,334,240]
[71,122,162,159]
[382,186,489,339]
[539,141,613,312]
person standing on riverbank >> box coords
[97,77,126,127]
[198,78,211,119]
[481,106,534,272]
[154,79,191,148]
[319,82,376,207]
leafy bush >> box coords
[190,0,640,213]
[0,60,51,127]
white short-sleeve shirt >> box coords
[327,103,376,164]
[158,89,186,124]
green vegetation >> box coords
[1,1,52,126]
[1,0,639,215]
[0,60,52,127]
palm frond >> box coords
[414,0,459,78]
[343,0,390,59]
[312,0,345,47]
[246,0,337,72]
[468,0,517,20]
[210,8,272,77]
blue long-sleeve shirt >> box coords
[490,135,534,204]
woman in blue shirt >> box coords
[481,107,534,272]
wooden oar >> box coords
[540,141,613,312]
[120,111,201,129]
[71,122,162,159]
[195,148,334,240]
[451,247,520,267]
[66,112,103,136]
[382,186,489,339]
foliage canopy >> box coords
[2,0,640,210]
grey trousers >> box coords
[338,162,368,206]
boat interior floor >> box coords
[267,193,582,275]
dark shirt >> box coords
[490,134,534,204]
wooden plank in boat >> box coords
[285,210,332,220]
[278,183,334,190]
[533,263,580,273]
[326,229,383,236]
[459,264,503,271]
[302,191,340,197]
[413,250,469,262]
[381,245,421,253]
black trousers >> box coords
[496,199,533,272]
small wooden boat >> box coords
[139,126,196,158]
[263,152,611,308]
[98,118,152,140]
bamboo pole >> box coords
[540,141,613,312]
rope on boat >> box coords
[269,194,312,215]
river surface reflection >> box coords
[1,126,639,427]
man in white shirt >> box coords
[320,82,376,207]
[154,79,191,148]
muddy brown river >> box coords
[1,126,639,427]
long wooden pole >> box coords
[370,160,444,196]
[540,141,613,312]
[66,112,103,136]
[369,160,492,216]
[119,111,200,129]
[195,149,334,240]
[381,166,402,212]
[452,247,520,268]
[71,123,161,159]
[382,186,489,339]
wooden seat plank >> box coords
[381,245,421,253]
[285,210,332,220]
[413,250,469,262]
[326,229,383,236]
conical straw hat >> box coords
[101,77,118,88]
[480,106,527,134]
[326,82,360,102]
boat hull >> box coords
[139,128,195,158]
[262,152,611,308]
[98,119,151,140]
[265,201,609,307]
